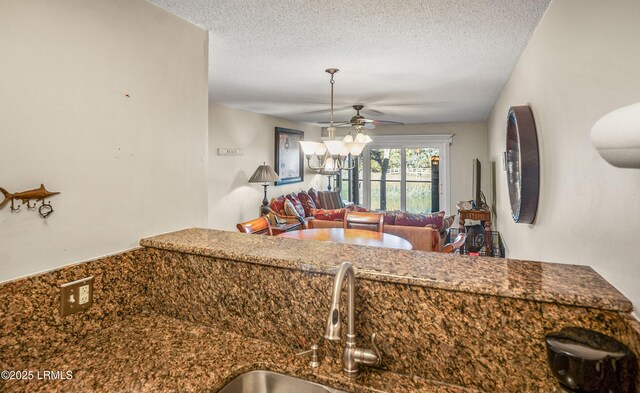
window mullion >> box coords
[400,147,406,211]
[363,147,371,210]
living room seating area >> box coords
[238,187,456,252]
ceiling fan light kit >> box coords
[354,132,368,144]
[301,68,406,173]
[301,68,370,173]
[354,131,373,144]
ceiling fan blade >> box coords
[363,108,385,116]
[371,120,404,126]
[303,108,333,115]
[302,105,354,116]
[316,121,351,126]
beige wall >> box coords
[334,122,489,214]
[0,0,209,282]
[208,104,326,230]
[488,0,640,315]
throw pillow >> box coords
[297,191,317,217]
[442,214,455,231]
[383,210,400,225]
[440,214,456,238]
[317,190,344,210]
[284,198,302,218]
[308,188,322,209]
[424,215,444,231]
[269,196,286,215]
[285,193,305,217]
[312,208,347,221]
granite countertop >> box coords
[141,228,633,313]
[4,314,478,393]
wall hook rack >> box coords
[0,184,60,218]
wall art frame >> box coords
[274,127,304,185]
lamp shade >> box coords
[248,163,280,183]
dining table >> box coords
[276,228,413,250]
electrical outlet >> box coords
[60,276,94,317]
[78,284,90,305]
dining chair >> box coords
[236,216,273,236]
[343,212,384,233]
[441,233,466,253]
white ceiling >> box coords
[148,0,550,125]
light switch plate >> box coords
[217,148,243,156]
[60,276,94,317]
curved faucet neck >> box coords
[325,262,356,341]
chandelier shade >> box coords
[324,140,344,156]
[300,68,372,173]
[299,141,321,156]
[348,143,365,156]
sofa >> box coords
[267,188,345,229]
[267,188,453,252]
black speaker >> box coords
[465,224,485,253]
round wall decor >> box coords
[505,105,540,224]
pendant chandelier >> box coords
[299,68,371,173]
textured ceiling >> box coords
[148,0,550,124]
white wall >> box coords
[0,0,209,282]
[208,103,325,230]
[334,122,490,214]
[488,0,640,315]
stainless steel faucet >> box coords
[325,261,381,378]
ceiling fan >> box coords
[318,105,404,129]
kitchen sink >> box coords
[218,370,347,393]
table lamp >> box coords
[248,162,280,215]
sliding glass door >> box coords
[360,135,451,213]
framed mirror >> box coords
[505,106,540,224]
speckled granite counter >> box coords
[2,227,638,392]
[3,314,478,393]
[140,228,632,312]
[136,228,639,392]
